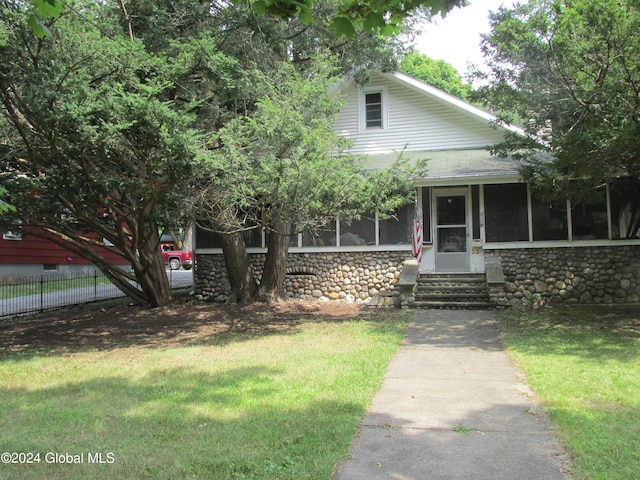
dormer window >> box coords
[359,86,388,132]
[365,92,383,128]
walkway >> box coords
[334,309,569,480]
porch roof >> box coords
[362,149,525,185]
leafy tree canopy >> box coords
[2,0,414,306]
[198,59,422,301]
[0,187,14,215]
[399,50,472,99]
[253,0,468,38]
[0,0,212,306]
[24,0,469,39]
[477,0,640,204]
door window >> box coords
[436,196,467,253]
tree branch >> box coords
[118,0,135,41]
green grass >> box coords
[0,312,407,479]
[497,306,640,480]
[452,423,475,434]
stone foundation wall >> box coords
[194,251,409,303]
[485,245,640,307]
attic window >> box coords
[365,92,383,128]
[359,87,388,132]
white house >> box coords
[194,71,640,306]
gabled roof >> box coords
[337,70,534,182]
[336,69,529,156]
[385,71,525,137]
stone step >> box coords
[417,284,486,290]
[417,278,485,285]
[409,300,494,309]
[415,290,487,298]
[411,273,491,309]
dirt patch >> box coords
[0,296,376,356]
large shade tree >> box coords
[4,0,437,306]
[24,0,469,39]
[0,1,207,306]
[202,61,421,302]
[477,0,640,224]
[152,1,424,302]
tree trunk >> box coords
[134,247,173,307]
[220,230,258,304]
[259,221,291,303]
[182,222,193,251]
[36,225,172,307]
[125,227,173,307]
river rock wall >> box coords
[485,245,640,307]
[194,252,409,303]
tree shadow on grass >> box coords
[497,305,640,363]
[0,365,367,480]
[0,298,395,359]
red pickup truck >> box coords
[161,243,193,270]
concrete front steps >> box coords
[410,273,493,309]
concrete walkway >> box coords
[334,309,569,480]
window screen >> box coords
[364,92,383,128]
[422,187,432,243]
[471,185,481,241]
[302,220,337,247]
[531,197,568,241]
[340,215,375,246]
[379,204,412,245]
[484,184,529,242]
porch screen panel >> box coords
[379,203,412,245]
[196,224,224,248]
[471,185,480,241]
[531,197,568,241]
[196,220,262,248]
[289,224,299,247]
[302,220,337,247]
[609,178,640,239]
[264,226,298,248]
[340,215,375,245]
[571,201,608,240]
[243,222,263,248]
[484,184,529,242]
[422,187,432,243]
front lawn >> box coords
[0,300,407,479]
[497,306,640,480]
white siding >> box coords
[334,73,507,155]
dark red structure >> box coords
[0,229,128,279]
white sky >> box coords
[414,0,515,77]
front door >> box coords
[434,189,470,272]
